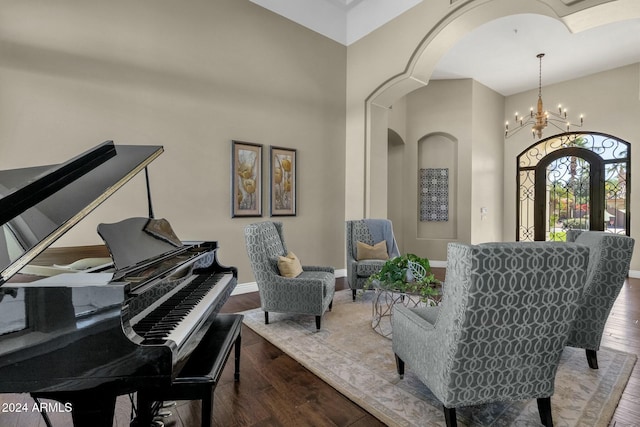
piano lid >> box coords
[0,141,163,285]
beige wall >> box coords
[0,0,346,283]
[387,79,504,262]
[2,0,640,280]
[471,81,505,245]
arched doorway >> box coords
[356,1,640,222]
[517,132,630,241]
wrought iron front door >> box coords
[534,148,604,241]
[517,133,630,241]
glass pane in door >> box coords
[546,156,590,241]
[604,161,627,234]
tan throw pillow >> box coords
[277,251,303,277]
[356,241,389,261]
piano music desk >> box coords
[136,313,243,427]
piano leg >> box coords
[31,391,117,427]
[134,393,155,426]
[234,334,241,381]
[71,394,117,427]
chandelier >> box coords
[505,53,583,139]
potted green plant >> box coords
[366,253,440,301]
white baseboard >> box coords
[232,281,259,295]
[232,268,348,296]
[629,270,640,279]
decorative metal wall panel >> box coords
[420,168,448,222]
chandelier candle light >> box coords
[505,53,584,139]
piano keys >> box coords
[0,141,237,426]
[131,271,233,346]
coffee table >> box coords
[370,283,441,338]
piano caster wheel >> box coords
[151,421,165,427]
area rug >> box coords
[241,290,636,427]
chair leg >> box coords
[264,311,269,325]
[315,316,321,330]
[586,349,599,369]
[394,354,405,378]
[352,289,356,301]
[537,397,553,427]
[443,406,458,427]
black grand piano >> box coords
[0,141,237,426]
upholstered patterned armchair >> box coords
[392,242,590,427]
[244,221,335,330]
[346,219,400,301]
[566,230,635,368]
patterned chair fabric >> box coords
[392,241,590,427]
[244,221,335,330]
[345,219,400,301]
[565,230,635,368]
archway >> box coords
[360,0,640,221]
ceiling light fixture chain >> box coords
[505,53,584,140]
[537,53,543,98]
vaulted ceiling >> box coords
[251,0,640,96]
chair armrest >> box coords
[301,265,334,274]
[394,305,438,332]
[392,305,452,395]
[345,259,358,286]
[271,273,329,289]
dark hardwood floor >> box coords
[2,248,639,426]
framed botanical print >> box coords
[231,140,262,217]
[270,146,297,216]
